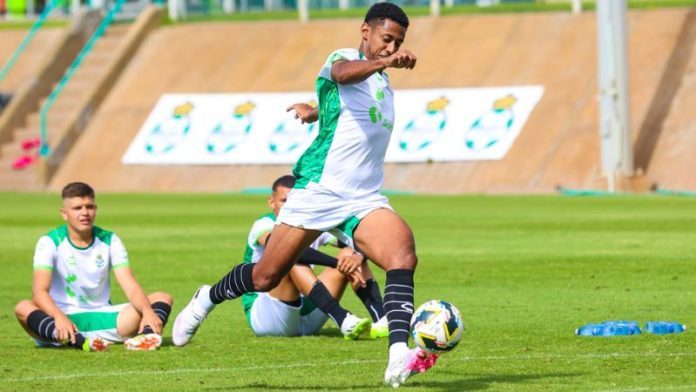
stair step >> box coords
[26,112,72,130]
[94,34,126,49]
[12,128,41,145]
[0,165,44,191]
[1,142,36,159]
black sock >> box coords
[27,309,86,350]
[140,302,172,334]
[308,281,348,327]
[354,279,385,323]
[70,333,86,349]
[384,269,414,346]
[27,309,57,342]
[209,263,255,305]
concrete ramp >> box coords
[635,9,696,191]
[0,7,161,191]
[0,29,64,92]
[49,8,695,193]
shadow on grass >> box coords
[161,336,175,347]
[407,371,583,391]
[208,371,582,390]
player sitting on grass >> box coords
[175,175,389,340]
[14,182,173,351]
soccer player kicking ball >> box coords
[14,182,173,351]
[174,3,436,387]
[181,175,389,339]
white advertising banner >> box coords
[122,86,543,165]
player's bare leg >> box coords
[354,208,417,272]
[266,275,302,302]
[173,224,319,346]
[253,224,321,291]
[121,292,173,350]
[353,208,437,387]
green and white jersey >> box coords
[33,225,129,310]
[241,213,335,318]
[293,48,395,197]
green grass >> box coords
[1,193,695,390]
[0,20,68,30]
[160,0,696,25]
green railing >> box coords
[0,1,60,84]
[39,0,125,157]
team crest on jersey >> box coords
[66,255,77,267]
[465,94,517,151]
[144,102,193,154]
[206,101,255,154]
[398,97,449,152]
[269,100,317,154]
[95,254,105,268]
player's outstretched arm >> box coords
[32,269,77,344]
[331,50,417,85]
[114,267,162,334]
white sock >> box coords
[196,285,215,312]
[389,342,409,360]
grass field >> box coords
[1,193,695,391]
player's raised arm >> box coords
[331,49,416,85]
[331,6,415,85]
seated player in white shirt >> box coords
[14,182,173,351]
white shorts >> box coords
[277,182,393,248]
[249,293,328,337]
[34,303,129,347]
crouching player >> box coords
[14,182,173,351]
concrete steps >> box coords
[0,23,133,190]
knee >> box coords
[14,300,35,320]
[252,269,282,292]
[389,251,418,271]
[149,291,173,306]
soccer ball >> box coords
[410,300,464,353]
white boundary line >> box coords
[5,352,696,383]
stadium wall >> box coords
[47,7,695,193]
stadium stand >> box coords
[0,7,161,191]
[0,7,694,193]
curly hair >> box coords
[364,2,409,29]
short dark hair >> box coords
[62,182,95,199]
[272,175,295,191]
[364,2,409,29]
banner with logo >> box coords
[122,86,543,165]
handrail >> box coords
[0,0,60,84]
[39,0,125,157]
